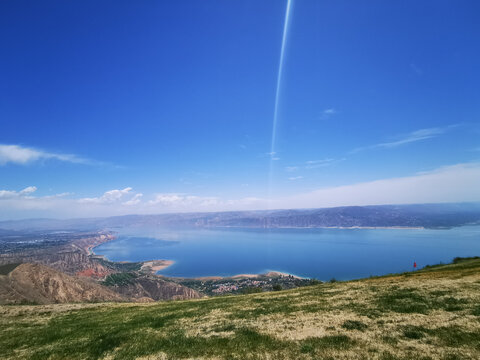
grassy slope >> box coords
[1,258,480,360]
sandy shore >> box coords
[230,271,303,279]
[140,260,174,274]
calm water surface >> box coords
[94,226,480,280]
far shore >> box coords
[214,225,426,230]
[169,271,305,281]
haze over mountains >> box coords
[1,203,480,232]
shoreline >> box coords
[87,232,304,280]
[170,271,305,281]
[89,237,301,280]
[85,226,436,281]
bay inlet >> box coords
[93,226,480,280]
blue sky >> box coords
[1,0,480,219]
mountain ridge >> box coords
[1,202,479,231]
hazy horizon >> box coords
[2,201,480,224]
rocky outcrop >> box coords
[0,250,114,277]
[0,263,125,304]
[0,233,116,277]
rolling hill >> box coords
[1,257,479,359]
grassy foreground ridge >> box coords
[1,257,480,360]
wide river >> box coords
[94,226,480,280]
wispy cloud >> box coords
[321,108,337,120]
[288,176,303,181]
[264,151,280,161]
[377,128,445,148]
[305,158,338,169]
[285,158,343,172]
[351,126,453,153]
[0,144,105,166]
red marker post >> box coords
[413,261,417,270]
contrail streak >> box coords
[270,0,293,158]
[268,0,293,205]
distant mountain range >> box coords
[1,203,480,231]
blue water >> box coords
[94,226,480,280]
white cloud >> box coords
[288,176,303,181]
[285,166,298,172]
[19,186,37,195]
[0,144,99,166]
[148,193,183,205]
[0,186,37,199]
[123,193,143,206]
[79,187,133,204]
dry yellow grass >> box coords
[1,257,480,359]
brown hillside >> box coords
[0,263,125,304]
[109,274,202,301]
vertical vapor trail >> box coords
[268,0,293,205]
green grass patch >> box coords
[427,326,480,349]
[452,256,480,264]
[241,286,263,294]
[102,272,138,286]
[401,325,427,339]
[0,262,21,275]
[376,288,471,315]
[341,320,368,331]
[300,335,355,352]
[377,288,431,314]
